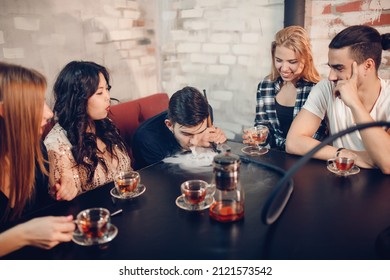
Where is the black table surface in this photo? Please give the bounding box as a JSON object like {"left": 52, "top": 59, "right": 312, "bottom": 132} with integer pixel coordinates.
{"left": 5, "top": 141, "right": 390, "bottom": 260}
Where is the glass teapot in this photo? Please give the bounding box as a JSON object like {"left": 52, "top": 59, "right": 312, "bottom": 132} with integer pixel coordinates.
{"left": 209, "top": 151, "right": 244, "bottom": 222}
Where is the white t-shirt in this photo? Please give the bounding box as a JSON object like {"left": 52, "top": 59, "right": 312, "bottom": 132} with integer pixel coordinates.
{"left": 303, "top": 78, "right": 390, "bottom": 151}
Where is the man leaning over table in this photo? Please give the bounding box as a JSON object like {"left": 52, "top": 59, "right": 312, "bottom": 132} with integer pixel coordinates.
{"left": 132, "top": 86, "right": 227, "bottom": 170}
{"left": 286, "top": 25, "right": 390, "bottom": 174}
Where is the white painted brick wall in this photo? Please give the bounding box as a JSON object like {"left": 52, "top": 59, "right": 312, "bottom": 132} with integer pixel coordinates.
{"left": 118, "top": 18, "right": 134, "bottom": 29}
{"left": 238, "top": 56, "right": 255, "bottom": 66}
{"left": 3, "top": 48, "right": 24, "bottom": 59}
{"left": 177, "top": 43, "right": 201, "bottom": 53}
{"left": 207, "top": 64, "right": 229, "bottom": 75}
{"left": 203, "top": 43, "right": 229, "bottom": 54}
{"left": 123, "top": 9, "right": 141, "bottom": 19}
{"left": 87, "top": 32, "right": 105, "bottom": 43}
{"left": 103, "top": 5, "right": 122, "bottom": 17}
{"left": 232, "top": 44, "right": 259, "bottom": 55}
{"left": 109, "top": 29, "right": 144, "bottom": 41}
{"left": 126, "top": 0, "right": 139, "bottom": 10}
{"left": 125, "top": 58, "right": 140, "bottom": 68}
{"left": 183, "top": 20, "right": 210, "bottom": 30}
{"left": 162, "top": 11, "right": 177, "bottom": 21}
{"left": 241, "top": 33, "right": 259, "bottom": 44}
{"left": 94, "top": 17, "right": 119, "bottom": 30}
{"left": 0, "top": 31, "right": 4, "bottom": 44}
{"left": 14, "top": 17, "right": 40, "bottom": 31}
{"left": 190, "top": 53, "right": 218, "bottom": 64}
{"left": 170, "top": 30, "right": 190, "bottom": 41}
{"left": 186, "top": 33, "right": 207, "bottom": 43}
{"left": 114, "top": 0, "right": 127, "bottom": 8}
{"left": 129, "top": 47, "right": 147, "bottom": 57}
{"left": 210, "top": 33, "right": 232, "bottom": 44}
{"left": 219, "top": 55, "right": 236, "bottom": 65}
{"left": 212, "top": 20, "right": 246, "bottom": 31}
{"left": 140, "top": 55, "right": 156, "bottom": 65}
{"left": 120, "top": 40, "right": 137, "bottom": 49}
{"left": 119, "top": 50, "right": 129, "bottom": 58}
{"left": 159, "top": 0, "right": 284, "bottom": 138}
{"left": 33, "top": 34, "right": 66, "bottom": 46}
{"left": 196, "top": 0, "right": 222, "bottom": 7}
{"left": 0, "top": 0, "right": 155, "bottom": 102}
{"left": 212, "top": 90, "right": 233, "bottom": 101}
{"left": 180, "top": 9, "right": 204, "bottom": 18}
{"left": 181, "top": 63, "right": 206, "bottom": 73}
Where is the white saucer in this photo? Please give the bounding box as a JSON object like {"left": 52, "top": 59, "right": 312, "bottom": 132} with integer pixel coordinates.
{"left": 241, "top": 146, "right": 269, "bottom": 156}
{"left": 110, "top": 184, "right": 146, "bottom": 200}
{"left": 72, "top": 224, "right": 118, "bottom": 246}
{"left": 327, "top": 162, "right": 360, "bottom": 176}
{"left": 175, "top": 195, "right": 214, "bottom": 211}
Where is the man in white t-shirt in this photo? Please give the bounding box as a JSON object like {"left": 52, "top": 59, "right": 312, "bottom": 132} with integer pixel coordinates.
{"left": 286, "top": 25, "right": 390, "bottom": 173}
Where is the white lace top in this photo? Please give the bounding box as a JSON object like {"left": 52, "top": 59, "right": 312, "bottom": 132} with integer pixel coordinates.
{"left": 44, "top": 123, "right": 131, "bottom": 195}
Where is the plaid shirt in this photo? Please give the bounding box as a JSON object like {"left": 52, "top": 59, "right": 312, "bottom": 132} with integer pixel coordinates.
{"left": 255, "top": 76, "right": 328, "bottom": 150}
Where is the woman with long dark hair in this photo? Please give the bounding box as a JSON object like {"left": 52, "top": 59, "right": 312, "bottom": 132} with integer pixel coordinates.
{"left": 44, "top": 61, "right": 131, "bottom": 201}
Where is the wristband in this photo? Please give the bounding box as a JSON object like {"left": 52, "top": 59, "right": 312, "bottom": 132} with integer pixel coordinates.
{"left": 336, "top": 147, "right": 345, "bottom": 157}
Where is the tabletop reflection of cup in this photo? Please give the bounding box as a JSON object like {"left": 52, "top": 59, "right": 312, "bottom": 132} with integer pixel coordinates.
{"left": 328, "top": 151, "right": 357, "bottom": 174}
{"left": 75, "top": 208, "right": 111, "bottom": 240}
{"left": 115, "top": 171, "right": 140, "bottom": 198}
{"left": 181, "top": 180, "right": 214, "bottom": 206}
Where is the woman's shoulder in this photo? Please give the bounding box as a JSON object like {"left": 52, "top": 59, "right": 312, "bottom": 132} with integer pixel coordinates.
{"left": 297, "top": 77, "right": 318, "bottom": 88}
{"left": 258, "top": 75, "right": 274, "bottom": 85}
{"left": 257, "top": 75, "right": 279, "bottom": 91}
{"left": 44, "top": 123, "right": 72, "bottom": 150}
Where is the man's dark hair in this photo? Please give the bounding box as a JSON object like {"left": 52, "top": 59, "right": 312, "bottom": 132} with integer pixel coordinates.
{"left": 329, "top": 25, "right": 390, "bottom": 71}
{"left": 168, "top": 86, "right": 209, "bottom": 126}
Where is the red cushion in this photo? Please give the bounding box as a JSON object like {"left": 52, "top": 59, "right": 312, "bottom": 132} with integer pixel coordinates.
{"left": 137, "top": 93, "right": 169, "bottom": 121}
{"left": 109, "top": 93, "right": 169, "bottom": 167}
{"left": 110, "top": 100, "right": 141, "bottom": 145}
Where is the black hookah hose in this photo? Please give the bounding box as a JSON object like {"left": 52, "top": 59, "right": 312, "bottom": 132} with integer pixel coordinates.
{"left": 261, "top": 121, "right": 390, "bottom": 225}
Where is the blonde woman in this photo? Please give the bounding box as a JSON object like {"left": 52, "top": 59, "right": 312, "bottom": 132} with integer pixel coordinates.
{"left": 0, "top": 62, "right": 74, "bottom": 257}
{"left": 245, "top": 26, "right": 327, "bottom": 150}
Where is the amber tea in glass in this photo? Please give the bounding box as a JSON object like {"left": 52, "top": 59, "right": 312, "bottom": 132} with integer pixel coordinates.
{"left": 115, "top": 171, "right": 140, "bottom": 197}
{"left": 76, "top": 208, "right": 110, "bottom": 239}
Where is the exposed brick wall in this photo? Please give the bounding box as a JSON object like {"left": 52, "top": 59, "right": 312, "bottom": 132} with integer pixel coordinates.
{"left": 0, "top": 0, "right": 158, "bottom": 103}
{"left": 307, "top": 0, "right": 390, "bottom": 79}
{"left": 1, "top": 0, "right": 388, "bottom": 140}
{"left": 158, "top": 0, "right": 284, "bottom": 139}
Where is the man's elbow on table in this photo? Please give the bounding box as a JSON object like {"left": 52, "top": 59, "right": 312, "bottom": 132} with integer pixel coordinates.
{"left": 378, "top": 161, "right": 390, "bottom": 175}
{"left": 285, "top": 132, "right": 302, "bottom": 155}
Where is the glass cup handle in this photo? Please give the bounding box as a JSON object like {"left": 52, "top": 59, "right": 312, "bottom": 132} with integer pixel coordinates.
{"left": 206, "top": 184, "right": 216, "bottom": 198}
{"left": 327, "top": 158, "right": 335, "bottom": 167}
{"left": 73, "top": 221, "right": 83, "bottom": 237}
{"left": 263, "top": 132, "right": 271, "bottom": 146}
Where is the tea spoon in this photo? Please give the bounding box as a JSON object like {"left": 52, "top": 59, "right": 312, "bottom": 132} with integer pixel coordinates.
{"left": 111, "top": 209, "right": 123, "bottom": 217}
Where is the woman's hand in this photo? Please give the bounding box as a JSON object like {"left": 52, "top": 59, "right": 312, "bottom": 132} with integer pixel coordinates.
{"left": 242, "top": 129, "right": 253, "bottom": 145}
{"left": 50, "top": 177, "right": 78, "bottom": 201}
{"left": 22, "top": 215, "right": 76, "bottom": 249}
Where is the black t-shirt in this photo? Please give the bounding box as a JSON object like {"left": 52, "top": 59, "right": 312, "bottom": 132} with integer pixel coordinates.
{"left": 132, "top": 111, "right": 181, "bottom": 170}
{"left": 275, "top": 100, "right": 294, "bottom": 139}
{"left": 0, "top": 143, "right": 54, "bottom": 227}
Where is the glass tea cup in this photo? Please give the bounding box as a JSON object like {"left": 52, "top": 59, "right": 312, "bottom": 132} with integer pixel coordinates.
{"left": 181, "top": 180, "right": 215, "bottom": 206}
{"left": 115, "top": 171, "right": 140, "bottom": 198}
{"left": 242, "top": 125, "right": 269, "bottom": 155}
{"left": 327, "top": 151, "right": 357, "bottom": 174}
{"left": 75, "top": 208, "right": 111, "bottom": 241}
